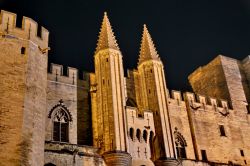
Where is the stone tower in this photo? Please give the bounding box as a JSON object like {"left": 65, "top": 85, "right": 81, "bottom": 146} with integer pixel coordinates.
{"left": 137, "top": 25, "right": 177, "bottom": 165}
{"left": 188, "top": 55, "right": 249, "bottom": 113}
{"left": 90, "top": 12, "right": 131, "bottom": 165}
{"left": 0, "top": 10, "right": 49, "bottom": 165}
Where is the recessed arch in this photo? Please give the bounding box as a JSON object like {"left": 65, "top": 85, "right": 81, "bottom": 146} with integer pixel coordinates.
{"left": 129, "top": 127, "right": 134, "bottom": 140}
{"left": 174, "top": 128, "right": 187, "bottom": 159}
{"left": 143, "top": 130, "right": 148, "bottom": 142}
{"left": 48, "top": 100, "right": 71, "bottom": 142}
{"left": 136, "top": 129, "right": 141, "bottom": 141}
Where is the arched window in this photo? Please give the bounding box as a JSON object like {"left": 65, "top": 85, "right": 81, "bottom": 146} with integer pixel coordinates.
{"left": 129, "top": 128, "right": 134, "bottom": 140}
{"left": 48, "top": 100, "right": 72, "bottom": 143}
{"left": 174, "top": 128, "right": 187, "bottom": 159}
{"left": 53, "top": 108, "right": 69, "bottom": 142}
{"left": 149, "top": 131, "right": 155, "bottom": 159}
{"left": 136, "top": 129, "right": 141, "bottom": 141}
{"left": 143, "top": 130, "right": 148, "bottom": 142}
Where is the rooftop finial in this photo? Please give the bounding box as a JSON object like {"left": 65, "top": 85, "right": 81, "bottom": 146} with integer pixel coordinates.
{"left": 138, "top": 24, "right": 160, "bottom": 65}
{"left": 95, "top": 12, "right": 120, "bottom": 54}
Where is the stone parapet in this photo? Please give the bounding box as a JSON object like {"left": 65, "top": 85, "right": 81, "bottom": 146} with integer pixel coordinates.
{"left": 0, "top": 10, "right": 49, "bottom": 48}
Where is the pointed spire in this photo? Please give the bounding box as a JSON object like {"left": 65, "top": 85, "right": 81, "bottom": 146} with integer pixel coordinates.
{"left": 138, "top": 24, "right": 160, "bottom": 65}
{"left": 95, "top": 12, "right": 120, "bottom": 54}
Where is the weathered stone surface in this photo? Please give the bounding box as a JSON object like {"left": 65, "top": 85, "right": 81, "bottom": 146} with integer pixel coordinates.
{"left": 1, "top": 10, "right": 250, "bottom": 166}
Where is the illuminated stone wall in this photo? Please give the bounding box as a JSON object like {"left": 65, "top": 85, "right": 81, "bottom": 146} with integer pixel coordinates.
{"left": 0, "top": 10, "right": 49, "bottom": 166}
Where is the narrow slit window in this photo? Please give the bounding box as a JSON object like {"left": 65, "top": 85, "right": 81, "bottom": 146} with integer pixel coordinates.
{"left": 219, "top": 125, "right": 226, "bottom": 136}
{"left": 21, "top": 47, "right": 26, "bottom": 55}
{"left": 240, "top": 149, "right": 245, "bottom": 157}
{"left": 201, "top": 150, "right": 208, "bottom": 161}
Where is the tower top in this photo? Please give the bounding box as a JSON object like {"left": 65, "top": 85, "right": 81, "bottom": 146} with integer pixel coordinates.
{"left": 138, "top": 24, "right": 160, "bottom": 65}
{"left": 95, "top": 12, "right": 120, "bottom": 54}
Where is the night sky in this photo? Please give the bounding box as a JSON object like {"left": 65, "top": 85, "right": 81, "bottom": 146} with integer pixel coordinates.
{"left": 1, "top": 0, "right": 250, "bottom": 90}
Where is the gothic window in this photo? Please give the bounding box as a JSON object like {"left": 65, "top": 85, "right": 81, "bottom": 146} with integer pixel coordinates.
{"left": 129, "top": 128, "right": 134, "bottom": 140}
{"left": 143, "top": 130, "right": 148, "bottom": 142}
{"left": 48, "top": 100, "right": 72, "bottom": 143}
{"left": 174, "top": 128, "right": 187, "bottom": 159}
{"left": 136, "top": 129, "right": 141, "bottom": 142}
{"left": 53, "top": 108, "right": 69, "bottom": 142}
{"left": 219, "top": 125, "right": 226, "bottom": 136}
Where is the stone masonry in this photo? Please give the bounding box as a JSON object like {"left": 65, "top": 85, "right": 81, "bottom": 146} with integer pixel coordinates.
{"left": 0, "top": 10, "right": 250, "bottom": 166}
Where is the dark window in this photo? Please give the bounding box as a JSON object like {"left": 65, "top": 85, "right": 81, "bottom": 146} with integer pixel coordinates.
{"left": 175, "top": 132, "right": 187, "bottom": 159}
{"left": 53, "top": 109, "right": 69, "bottom": 142}
{"left": 103, "top": 79, "right": 105, "bottom": 85}
{"left": 244, "top": 160, "right": 247, "bottom": 165}
{"left": 201, "top": 150, "right": 208, "bottom": 161}
{"left": 21, "top": 47, "right": 26, "bottom": 54}
{"left": 176, "top": 147, "right": 187, "bottom": 159}
{"left": 136, "top": 129, "right": 141, "bottom": 141}
{"left": 106, "top": 58, "right": 109, "bottom": 62}
{"left": 219, "top": 125, "right": 226, "bottom": 136}
{"left": 149, "top": 131, "right": 154, "bottom": 159}
{"left": 60, "top": 123, "right": 68, "bottom": 142}
{"left": 148, "top": 89, "right": 151, "bottom": 94}
{"left": 150, "top": 69, "right": 152, "bottom": 73}
{"left": 53, "top": 122, "right": 60, "bottom": 141}
{"left": 240, "top": 149, "right": 245, "bottom": 157}
{"left": 129, "top": 128, "right": 134, "bottom": 140}
{"left": 143, "top": 130, "right": 148, "bottom": 142}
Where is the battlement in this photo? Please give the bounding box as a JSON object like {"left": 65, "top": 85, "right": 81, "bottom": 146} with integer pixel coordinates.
{"left": 170, "top": 90, "right": 233, "bottom": 111}
{"left": 0, "top": 10, "right": 49, "bottom": 48}
{"left": 48, "top": 63, "right": 89, "bottom": 86}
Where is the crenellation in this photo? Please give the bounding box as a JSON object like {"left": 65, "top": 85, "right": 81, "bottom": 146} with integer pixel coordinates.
{"left": 0, "top": 10, "right": 49, "bottom": 48}
{"left": 171, "top": 90, "right": 183, "bottom": 101}
{"left": 48, "top": 63, "right": 87, "bottom": 86}
{"left": 51, "top": 63, "right": 63, "bottom": 75}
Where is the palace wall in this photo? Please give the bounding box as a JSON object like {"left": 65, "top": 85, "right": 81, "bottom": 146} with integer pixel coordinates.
{"left": 46, "top": 64, "right": 92, "bottom": 145}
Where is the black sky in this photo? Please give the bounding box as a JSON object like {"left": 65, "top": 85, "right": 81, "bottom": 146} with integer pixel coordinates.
{"left": 1, "top": 0, "right": 250, "bottom": 90}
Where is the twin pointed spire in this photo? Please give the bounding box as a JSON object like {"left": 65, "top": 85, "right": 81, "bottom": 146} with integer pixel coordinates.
{"left": 138, "top": 24, "right": 160, "bottom": 65}
{"left": 95, "top": 12, "right": 120, "bottom": 54}
{"left": 95, "top": 13, "right": 161, "bottom": 65}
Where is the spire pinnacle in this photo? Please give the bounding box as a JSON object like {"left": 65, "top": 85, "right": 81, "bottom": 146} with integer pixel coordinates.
{"left": 95, "top": 12, "right": 120, "bottom": 54}
{"left": 138, "top": 24, "right": 160, "bottom": 65}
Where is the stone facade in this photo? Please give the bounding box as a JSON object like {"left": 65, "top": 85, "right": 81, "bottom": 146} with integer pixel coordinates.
{"left": 0, "top": 10, "right": 250, "bottom": 166}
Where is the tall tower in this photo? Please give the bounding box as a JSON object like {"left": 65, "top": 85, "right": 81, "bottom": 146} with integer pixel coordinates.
{"left": 0, "top": 11, "right": 49, "bottom": 165}
{"left": 137, "top": 25, "right": 177, "bottom": 165}
{"left": 91, "top": 12, "right": 131, "bottom": 166}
